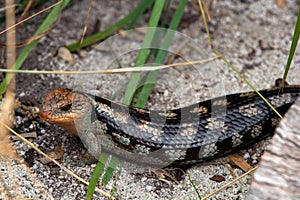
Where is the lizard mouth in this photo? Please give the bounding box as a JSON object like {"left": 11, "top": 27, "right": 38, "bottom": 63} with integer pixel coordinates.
{"left": 39, "top": 109, "right": 75, "bottom": 122}
{"left": 39, "top": 109, "right": 80, "bottom": 135}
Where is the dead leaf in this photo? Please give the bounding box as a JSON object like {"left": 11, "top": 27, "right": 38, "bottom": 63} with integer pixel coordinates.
{"left": 275, "top": 0, "right": 286, "bottom": 8}
{"left": 209, "top": 174, "right": 225, "bottom": 182}
{"left": 228, "top": 154, "right": 254, "bottom": 175}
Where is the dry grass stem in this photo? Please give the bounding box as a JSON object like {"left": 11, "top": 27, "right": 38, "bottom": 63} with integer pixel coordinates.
{"left": 79, "top": 0, "right": 95, "bottom": 47}
{"left": 0, "top": 56, "right": 220, "bottom": 74}
{"left": 0, "top": 0, "right": 17, "bottom": 159}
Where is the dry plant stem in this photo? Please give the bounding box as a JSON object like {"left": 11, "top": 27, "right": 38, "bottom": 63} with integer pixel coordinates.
{"left": 79, "top": 0, "right": 94, "bottom": 47}
{"left": 18, "top": 0, "right": 33, "bottom": 22}
{"left": 0, "top": 121, "right": 112, "bottom": 198}
{"left": 197, "top": 0, "right": 212, "bottom": 47}
{"left": 0, "top": 56, "right": 220, "bottom": 74}
{"left": 0, "top": 0, "right": 17, "bottom": 159}
{"left": 202, "top": 0, "right": 211, "bottom": 21}
{"left": 0, "top": 1, "right": 62, "bottom": 36}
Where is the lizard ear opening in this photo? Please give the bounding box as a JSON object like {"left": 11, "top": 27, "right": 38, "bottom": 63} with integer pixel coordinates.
{"left": 61, "top": 104, "right": 72, "bottom": 112}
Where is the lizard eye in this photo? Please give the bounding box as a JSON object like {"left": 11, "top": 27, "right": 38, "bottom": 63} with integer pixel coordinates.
{"left": 61, "top": 104, "right": 72, "bottom": 112}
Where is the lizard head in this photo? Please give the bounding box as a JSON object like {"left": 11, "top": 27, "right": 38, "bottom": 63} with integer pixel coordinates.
{"left": 39, "top": 88, "right": 91, "bottom": 135}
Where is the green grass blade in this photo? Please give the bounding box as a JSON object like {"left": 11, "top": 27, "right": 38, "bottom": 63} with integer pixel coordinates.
{"left": 109, "top": 162, "right": 123, "bottom": 199}
{"left": 101, "top": 156, "right": 119, "bottom": 185}
{"left": 86, "top": 153, "right": 109, "bottom": 200}
{"left": 89, "top": 15, "right": 161, "bottom": 185}
{"left": 122, "top": 0, "right": 165, "bottom": 105}
{"left": 0, "top": 0, "right": 71, "bottom": 98}
{"left": 127, "top": 0, "right": 152, "bottom": 29}
{"left": 134, "top": 0, "right": 188, "bottom": 108}
{"left": 282, "top": 6, "right": 300, "bottom": 85}
{"left": 65, "top": 0, "right": 154, "bottom": 52}
{"left": 186, "top": 173, "right": 202, "bottom": 199}
{"left": 160, "top": 0, "right": 172, "bottom": 27}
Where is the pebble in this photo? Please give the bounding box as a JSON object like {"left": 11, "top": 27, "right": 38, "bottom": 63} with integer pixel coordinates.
{"left": 141, "top": 177, "right": 147, "bottom": 182}
{"left": 146, "top": 185, "right": 153, "bottom": 192}
{"left": 243, "top": 152, "right": 250, "bottom": 160}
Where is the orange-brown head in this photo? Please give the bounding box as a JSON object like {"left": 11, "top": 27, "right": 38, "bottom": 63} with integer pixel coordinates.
{"left": 39, "top": 88, "right": 85, "bottom": 135}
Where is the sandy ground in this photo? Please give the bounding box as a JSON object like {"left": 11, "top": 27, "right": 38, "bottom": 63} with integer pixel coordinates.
{"left": 3, "top": 0, "right": 300, "bottom": 199}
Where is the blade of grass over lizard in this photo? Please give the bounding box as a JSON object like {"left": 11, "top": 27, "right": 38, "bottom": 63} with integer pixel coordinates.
{"left": 110, "top": 163, "right": 123, "bottom": 198}
{"left": 90, "top": 3, "right": 188, "bottom": 193}
{"left": 86, "top": 153, "right": 109, "bottom": 200}
{"left": 134, "top": 0, "right": 188, "bottom": 108}
{"left": 88, "top": 2, "right": 188, "bottom": 195}
{"left": 84, "top": 12, "right": 163, "bottom": 191}
{"left": 0, "top": 0, "right": 71, "bottom": 99}
{"left": 101, "top": 156, "right": 120, "bottom": 185}
{"left": 65, "top": 0, "right": 154, "bottom": 52}
{"left": 122, "top": 0, "right": 165, "bottom": 105}
{"left": 88, "top": 1, "right": 165, "bottom": 196}
{"left": 282, "top": 7, "right": 300, "bottom": 86}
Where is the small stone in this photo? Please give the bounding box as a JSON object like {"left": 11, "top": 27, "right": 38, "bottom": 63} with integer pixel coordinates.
{"left": 164, "top": 90, "right": 169, "bottom": 97}
{"left": 141, "top": 177, "right": 147, "bottom": 182}
{"left": 243, "top": 152, "right": 250, "bottom": 160}
{"left": 146, "top": 185, "right": 152, "bottom": 191}
{"left": 19, "top": 92, "right": 25, "bottom": 97}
